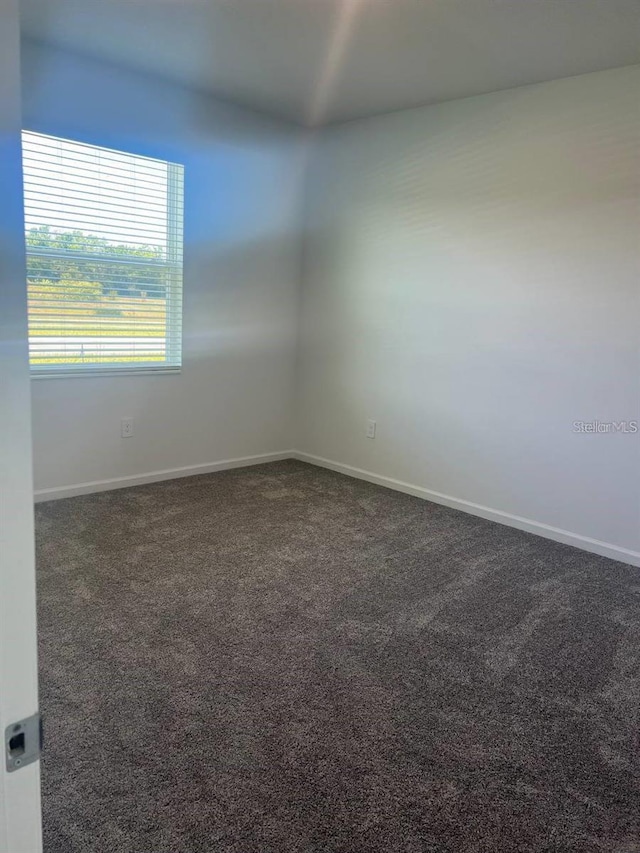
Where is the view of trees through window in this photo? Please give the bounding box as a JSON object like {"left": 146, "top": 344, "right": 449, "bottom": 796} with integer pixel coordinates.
{"left": 27, "top": 225, "right": 170, "bottom": 366}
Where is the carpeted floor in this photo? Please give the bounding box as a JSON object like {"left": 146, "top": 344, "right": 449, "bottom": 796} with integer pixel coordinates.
{"left": 36, "top": 460, "right": 640, "bottom": 853}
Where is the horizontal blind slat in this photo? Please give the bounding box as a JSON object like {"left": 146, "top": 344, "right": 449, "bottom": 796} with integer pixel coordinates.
{"left": 25, "top": 217, "right": 170, "bottom": 241}
{"left": 24, "top": 192, "right": 174, "bottom": 214}
{"left": 27, "top": 249, "right": 177, "bottom": 267}
{"left": 23, "top": 167, "right": 173, "bottom": 189}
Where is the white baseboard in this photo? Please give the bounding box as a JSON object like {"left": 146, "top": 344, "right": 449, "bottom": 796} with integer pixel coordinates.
{"left": 34, "top": 448, "right": 640, "bottom": 568}
{"left": 34, "top": 451, "right": 295, "bottom": 503}
{"left": 292, "top": 451, "right": 640, "bottom": 568}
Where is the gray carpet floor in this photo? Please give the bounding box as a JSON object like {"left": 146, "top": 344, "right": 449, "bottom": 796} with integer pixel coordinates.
{"left": 36, "top": 460, "right": 640, "bottom": 853}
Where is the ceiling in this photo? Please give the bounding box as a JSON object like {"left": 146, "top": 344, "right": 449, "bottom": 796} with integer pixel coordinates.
{"left": 20, "top": 0, "right": 640, "bottom": 126}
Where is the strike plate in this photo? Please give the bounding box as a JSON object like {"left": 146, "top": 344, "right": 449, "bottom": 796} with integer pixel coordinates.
{"left": 5, "top": 713, "right": 42, "bottom": 772}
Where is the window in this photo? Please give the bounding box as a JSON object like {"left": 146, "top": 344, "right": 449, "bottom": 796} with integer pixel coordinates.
{"left": 22, "top": 132, "right": 184, "bottom": 375}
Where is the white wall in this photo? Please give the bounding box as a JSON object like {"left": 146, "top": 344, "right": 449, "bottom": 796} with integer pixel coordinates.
{"left": 22, "top": 41, "right": 302, "bottom": 493}
{"left": 0, "top": 9, "right": 42, "bottom": 851}
{"left": 297, "top": 67, "right": 640, "bottom": 562}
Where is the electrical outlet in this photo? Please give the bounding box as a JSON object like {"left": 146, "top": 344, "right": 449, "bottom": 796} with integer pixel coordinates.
{"left": 366, "top": 419, "right": 376, "bottom": 439}
{"left": 121, "top": 417, "right": 134, "bottom": 438}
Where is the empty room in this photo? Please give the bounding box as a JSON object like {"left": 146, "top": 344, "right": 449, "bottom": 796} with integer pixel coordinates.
{"left": 0, "top": 1, "right": 639, "bottom": 851}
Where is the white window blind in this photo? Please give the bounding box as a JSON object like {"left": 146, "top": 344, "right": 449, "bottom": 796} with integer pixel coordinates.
{"left": 22, "top": 131, "right": 184, "bottom": 375}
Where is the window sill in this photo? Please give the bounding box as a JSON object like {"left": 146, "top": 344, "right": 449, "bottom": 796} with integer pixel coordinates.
{"left": 30, "top": 367, "right": 182, "bottom": 380}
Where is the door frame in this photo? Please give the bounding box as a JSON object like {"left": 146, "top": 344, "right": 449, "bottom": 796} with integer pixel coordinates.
{"left": 0, "top": 1, "right": 44, "bottom": 849}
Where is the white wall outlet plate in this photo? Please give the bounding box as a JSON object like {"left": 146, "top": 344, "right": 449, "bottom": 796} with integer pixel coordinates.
{"left": 366, "top": 419, "right": 376, "bottom": 439}
{"left": 121, "top": 417, "right": 134, "bottom": 438}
